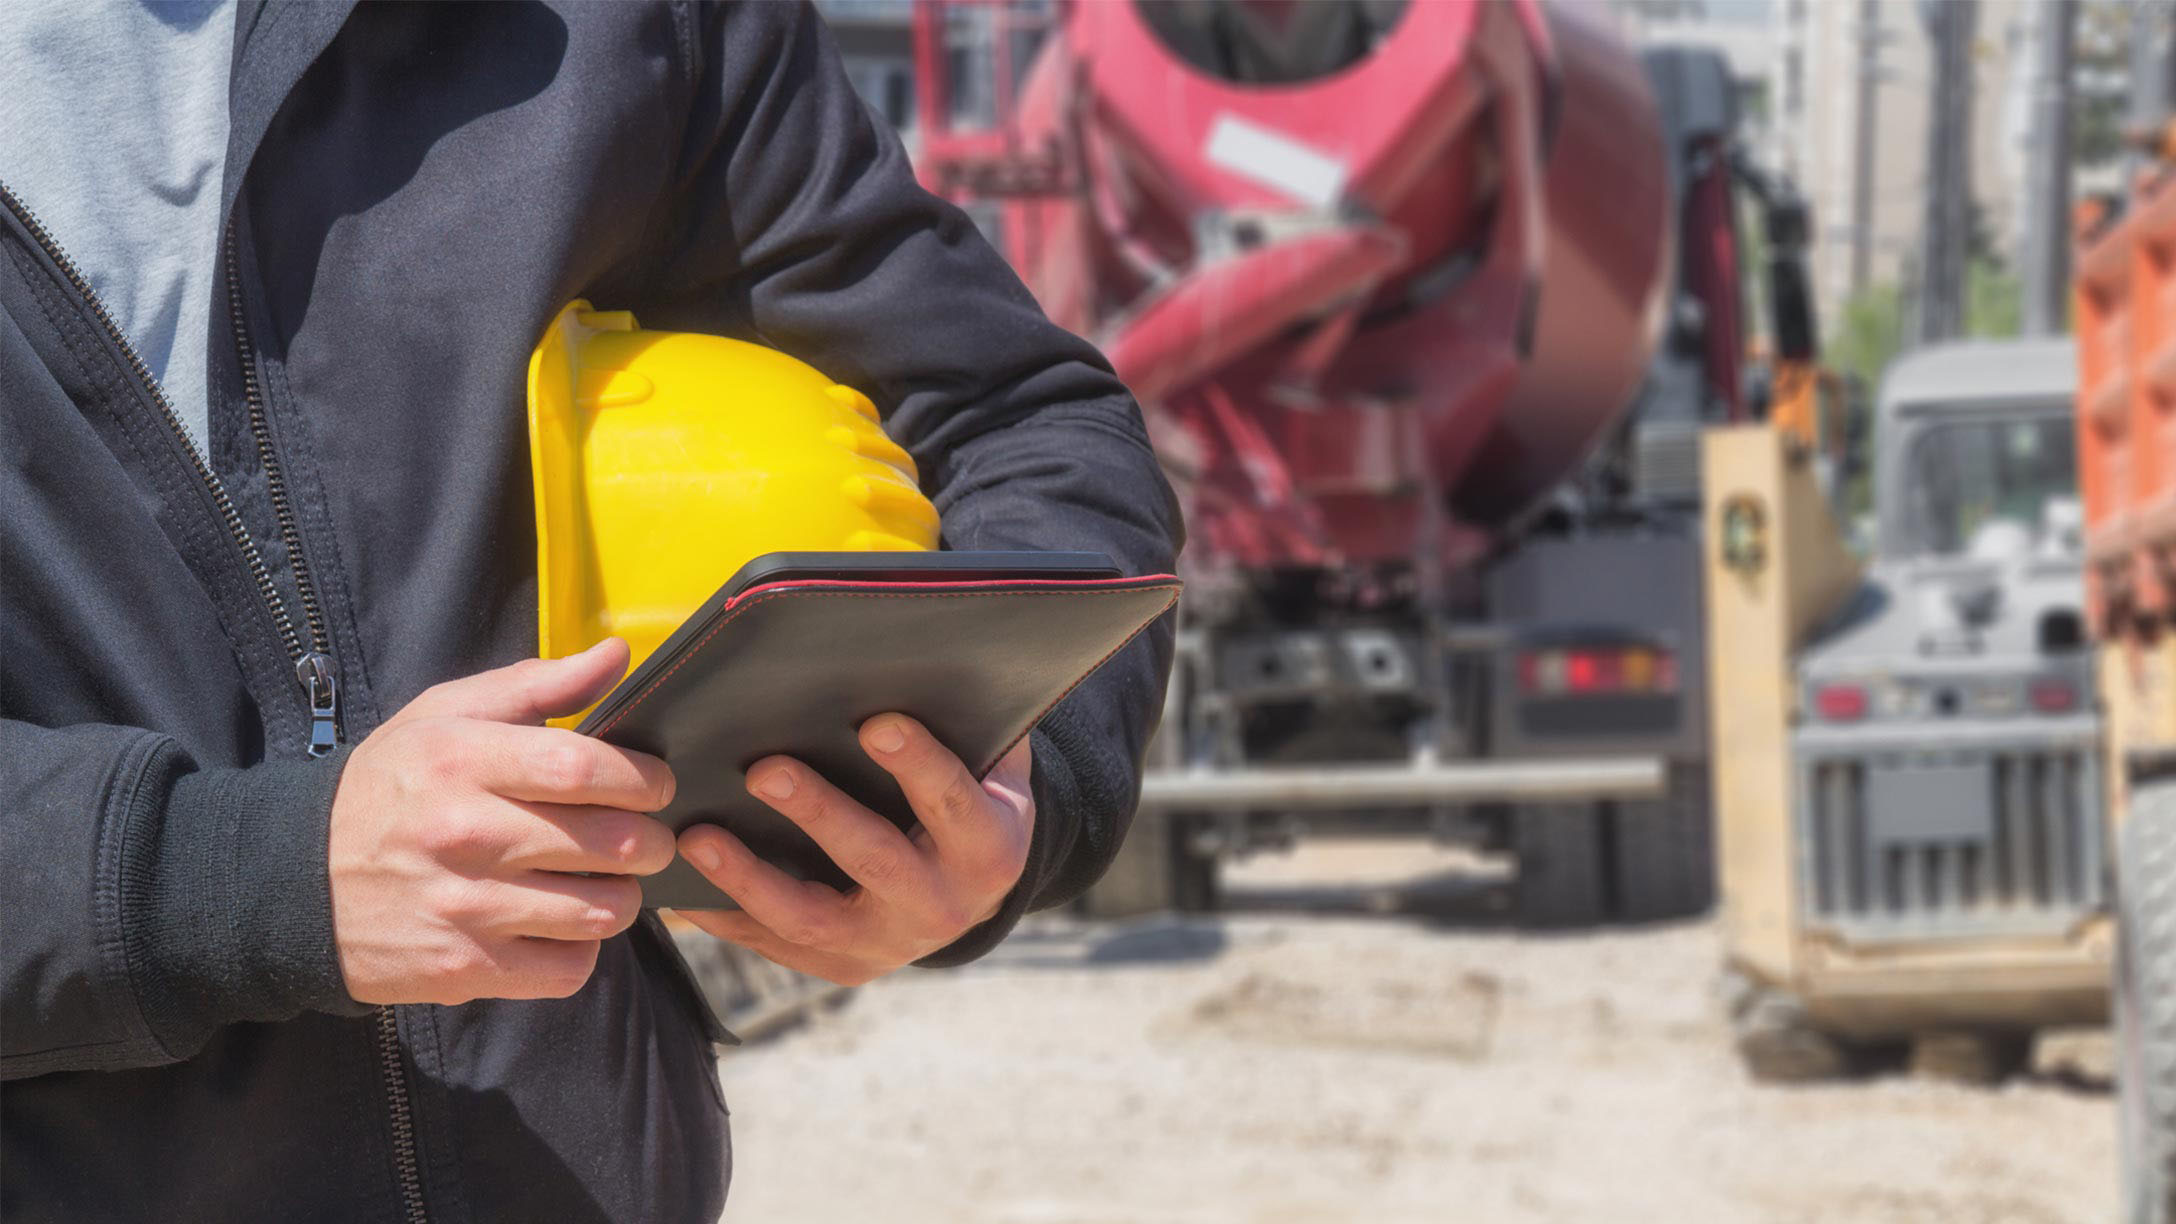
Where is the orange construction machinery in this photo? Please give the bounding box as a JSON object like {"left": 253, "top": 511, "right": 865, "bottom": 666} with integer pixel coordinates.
{"left": 2075, "top": 150, "right": 2176, "bottom": 1224}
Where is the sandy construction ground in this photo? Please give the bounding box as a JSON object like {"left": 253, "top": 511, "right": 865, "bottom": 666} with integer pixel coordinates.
{"left": 717, "top": 841, "right": 2118, "bottom": 1224}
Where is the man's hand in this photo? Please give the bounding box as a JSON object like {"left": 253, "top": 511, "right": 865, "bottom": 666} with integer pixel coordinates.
{"left": 327, "top": 638, "right": 679, "bottom": 1006}
{"left": 673, "top": 715, "right": 1033, "bottom": 985}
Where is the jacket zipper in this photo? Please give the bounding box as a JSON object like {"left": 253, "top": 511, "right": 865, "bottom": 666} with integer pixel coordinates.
{"left": 222, "top": 223, "right": 340, "bottom": 756}
{"left": 376, "top": 1006, "right": 430, "bottom": 1224}
{"left": 220, "top": 222, "right": 422, "bottom": 1224}
{"left": 217, "top": 222, "right": 425, "bottom": 1223}
{"left": 0, "top": 182, "right": 341, "bottom": 758}
{"left": 3, "top": 183, "right": 422, "bottom": 1221}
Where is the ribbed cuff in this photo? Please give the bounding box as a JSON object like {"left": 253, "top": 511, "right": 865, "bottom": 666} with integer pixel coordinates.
{"left": 915, "top": 726, "right": 1077, "bottom": 969}
{"left": 117, "top": 743, "right": 369, "bottom": 1059}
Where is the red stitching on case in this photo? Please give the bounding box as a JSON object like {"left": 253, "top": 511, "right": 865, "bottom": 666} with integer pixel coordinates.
{"left": 588, "top": 579, "right": 1182, "bottom": 757}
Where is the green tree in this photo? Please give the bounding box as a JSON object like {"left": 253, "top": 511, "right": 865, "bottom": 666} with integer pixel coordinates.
{"left": 2076, "top": 1, "right": 2146, "bottom": 172}
{"left": 1828, "top": 281, "right": 1903, "bottom": 391}
{"left": 1966, "top": 256, "right": 2023, "bottom": 339}
{"left": 1824, "top": 284, "right": 1900, "bottom": 523}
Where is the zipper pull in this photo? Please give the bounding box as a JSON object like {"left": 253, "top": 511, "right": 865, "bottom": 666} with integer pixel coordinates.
{"left": 296, "top": 652, "right": 341, "bottom": 758}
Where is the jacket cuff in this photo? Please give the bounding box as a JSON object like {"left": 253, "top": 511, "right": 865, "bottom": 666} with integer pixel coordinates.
{"left": 915, "top": 726, "right": 1078, "bottom": 968}
{"left": 117, "top": 743, "right": 369, "bottom": 1058}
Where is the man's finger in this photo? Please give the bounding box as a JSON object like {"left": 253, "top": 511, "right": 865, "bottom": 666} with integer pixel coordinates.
{"left": 671, "top": 907, "right": 876, "bottom": 986}
{"left": 475, "top": 935, "right": 604, "bottom": 1001}
{"left": 467, "top": 723, "right": 676, "bottom": 811}
{"left": 744, "top": 756, "right": 933, "bottom": 898}
{"left": 500, "top": 803, "right": 678, "bottom": 876}
{"left": 676, "top": 824, "right": 862, "bottom": 951}
{"left": 488, "top": 872, "right": 644, "bottom": 942}
{"left": 859, "top": 714, "right": 1023, "bottom": 856}
{"left": 401, "top": 638, "right": 629, "bottom": 725}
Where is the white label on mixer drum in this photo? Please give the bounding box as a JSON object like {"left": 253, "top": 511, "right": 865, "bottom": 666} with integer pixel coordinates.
{"left": 1204, "top": 114, "right": 1347, "bottom": 208}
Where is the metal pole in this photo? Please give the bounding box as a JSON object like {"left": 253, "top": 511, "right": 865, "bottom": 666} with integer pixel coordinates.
{"left": 2021, "top": 0, "right": 2076, "bottom": 336}
{"left": 2132, "top": 0, "right": 2172, "bottom": 182}
{"left": 1917, "top": 0, "right": 1976, "bottom": 344}
{"left": 1137, "top": 757, "right": 1669, "bottom": 810}
{"left": 2166, "top": 1, "right": 2176, "bottom": 127}
{"left": 1851, "top": 0, "right": 1881, "bottom": 295}
{"left": 2134, "top": 1, "right": 2167, "bottom": 126}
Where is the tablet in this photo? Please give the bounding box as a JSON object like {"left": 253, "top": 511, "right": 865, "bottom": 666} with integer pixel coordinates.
{"left": 574, "top": 551, "right": 1178, "bottom": 909}
{"left": 577, "top": 552, "right": 1123, "bottom": 734}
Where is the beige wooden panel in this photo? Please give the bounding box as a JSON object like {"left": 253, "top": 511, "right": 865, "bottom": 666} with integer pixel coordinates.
{"left": 1703, "top": 425, "right": 1860, "bottom": 987}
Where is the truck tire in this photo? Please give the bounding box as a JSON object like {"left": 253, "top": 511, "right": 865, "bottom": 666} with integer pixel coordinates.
{"left": 1908, "top": 1030, "right": 2031, "bottom": 1086}
{"left": 1171, "top": 822, "right": 1220, "bottom": 913}
{"left": 2119, "top": 779, "right": 2176, "bottom": 1224}
{"left": 1608, "top": 764, "right": 1716, "bottom": 923}
{"left": 1733, "top": 988, "right": 1853, "bottom": 1082}
{"left": 1076, "top": 812, "right": 1218, "bottom": 918}
{"left": 1512, "top": 802, "right": 1608, "bottom": 928}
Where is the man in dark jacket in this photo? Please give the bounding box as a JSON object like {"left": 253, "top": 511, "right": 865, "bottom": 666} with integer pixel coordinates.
{"left": 0, "top": 3, "right": 1180, "bottom": 1220}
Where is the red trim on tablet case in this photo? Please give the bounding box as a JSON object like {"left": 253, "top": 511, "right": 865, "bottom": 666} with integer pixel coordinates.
{"left": 588, "top": 574, "right": 1182, "bottom": 763}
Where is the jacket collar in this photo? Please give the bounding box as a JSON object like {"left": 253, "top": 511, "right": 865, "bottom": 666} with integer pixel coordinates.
{"left": 221, "top": 0, "right": 359, "bottom": 225}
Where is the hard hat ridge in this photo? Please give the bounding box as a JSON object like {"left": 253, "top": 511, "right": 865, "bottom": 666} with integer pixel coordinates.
{"left": 526, "top": 300, "right": 941, "bottom": 722}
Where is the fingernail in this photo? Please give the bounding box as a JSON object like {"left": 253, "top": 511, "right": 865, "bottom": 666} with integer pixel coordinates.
{"left": 687, "top": 840, "right": 721, "bottom": 873}
{"left": 867, "top": 720, "right": 906, "bottom": 753}
{"left": 756, "top": 768, "right": 796, "bottom": 801}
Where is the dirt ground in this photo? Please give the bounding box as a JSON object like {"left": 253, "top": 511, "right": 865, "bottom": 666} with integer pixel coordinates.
{"left": 717, "top": 840, "right": 2118, "bottom": 1224}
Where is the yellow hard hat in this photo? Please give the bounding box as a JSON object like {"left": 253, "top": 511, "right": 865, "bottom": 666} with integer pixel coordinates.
{"left": 526, "top": 301, "right": 939, "bottom": 720}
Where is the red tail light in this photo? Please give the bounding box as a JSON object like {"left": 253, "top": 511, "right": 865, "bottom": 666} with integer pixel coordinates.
{"left": 1520, "top": 647, "right": 1677, "bottom": 696}
{"left": 1813, "top": 683, "right": 1868, "bottom": 721}
{"left": 1565, "top": 652, "right": 1603, "bottom": 692}
{"left": 2028, "top": 677, "right": 2079, "bottom": 713}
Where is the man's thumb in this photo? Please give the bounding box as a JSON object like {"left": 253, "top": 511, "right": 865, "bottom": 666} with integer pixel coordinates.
{"left": 404, "top": 638, "right": 631, "bottom": 725}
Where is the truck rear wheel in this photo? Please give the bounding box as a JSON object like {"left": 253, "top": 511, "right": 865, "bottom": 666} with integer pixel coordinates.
{"left": 1076, "top": 811, "right": 1219, "bottom": 918}
{"left": 1511, "top": 802, "right": 1608, "bottom": 928}
{"left": 1733, "top": 989, "right": 1853, "bottom": 1083}
{"left": 2119, "top": 779, "right": 2176, "bottom": 1224}
{"left": 1078, "top": 651, "right": 1219, "bottom": 919}
{"left": 1608, "top": 765, "right": 1715, "bottom": 923}
{"left": 1170, "top": 821, "right": 1220, "bottom": 913}
{"left": 1908, "top": 1030, "right": 2031, "bottom": 1086}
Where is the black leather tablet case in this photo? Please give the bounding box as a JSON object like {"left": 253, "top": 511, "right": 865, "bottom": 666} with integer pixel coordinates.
{"left": 580, "top": 574, "right": 1182, "bottom": 909}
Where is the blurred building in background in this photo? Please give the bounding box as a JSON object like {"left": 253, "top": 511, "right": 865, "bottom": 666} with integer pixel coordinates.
{"left": 1770, "top": 0, "right": 2015, "bottom": 314}
{"left": 1609, "top": 0, "right": 1774, "bottom": 149}
{"left": 818, "top": 0, "right": 920, "bottom": 134}
{"left": 1627, "top": 1, "right": 2077, "bottom": 318}
{"left": 1606, "top": 0, "right": 2162, "bottom": 391}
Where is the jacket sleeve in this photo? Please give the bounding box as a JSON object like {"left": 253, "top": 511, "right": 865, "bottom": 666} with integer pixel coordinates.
{"left": 642, "top": 0, "right": 1183, "bottom": 962}
{"left": 0, "top": 720, "right": 363, "bottom": 1079}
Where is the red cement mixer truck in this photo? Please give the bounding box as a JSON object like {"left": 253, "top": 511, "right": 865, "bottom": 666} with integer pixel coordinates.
{"left": 882, "top": 0, "right": 1825, "bottom": 923}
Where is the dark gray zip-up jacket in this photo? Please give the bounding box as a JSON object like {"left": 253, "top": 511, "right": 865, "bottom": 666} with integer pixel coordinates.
{"left": 0, "top": 3, "right": 1180, "bottom": 1219}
